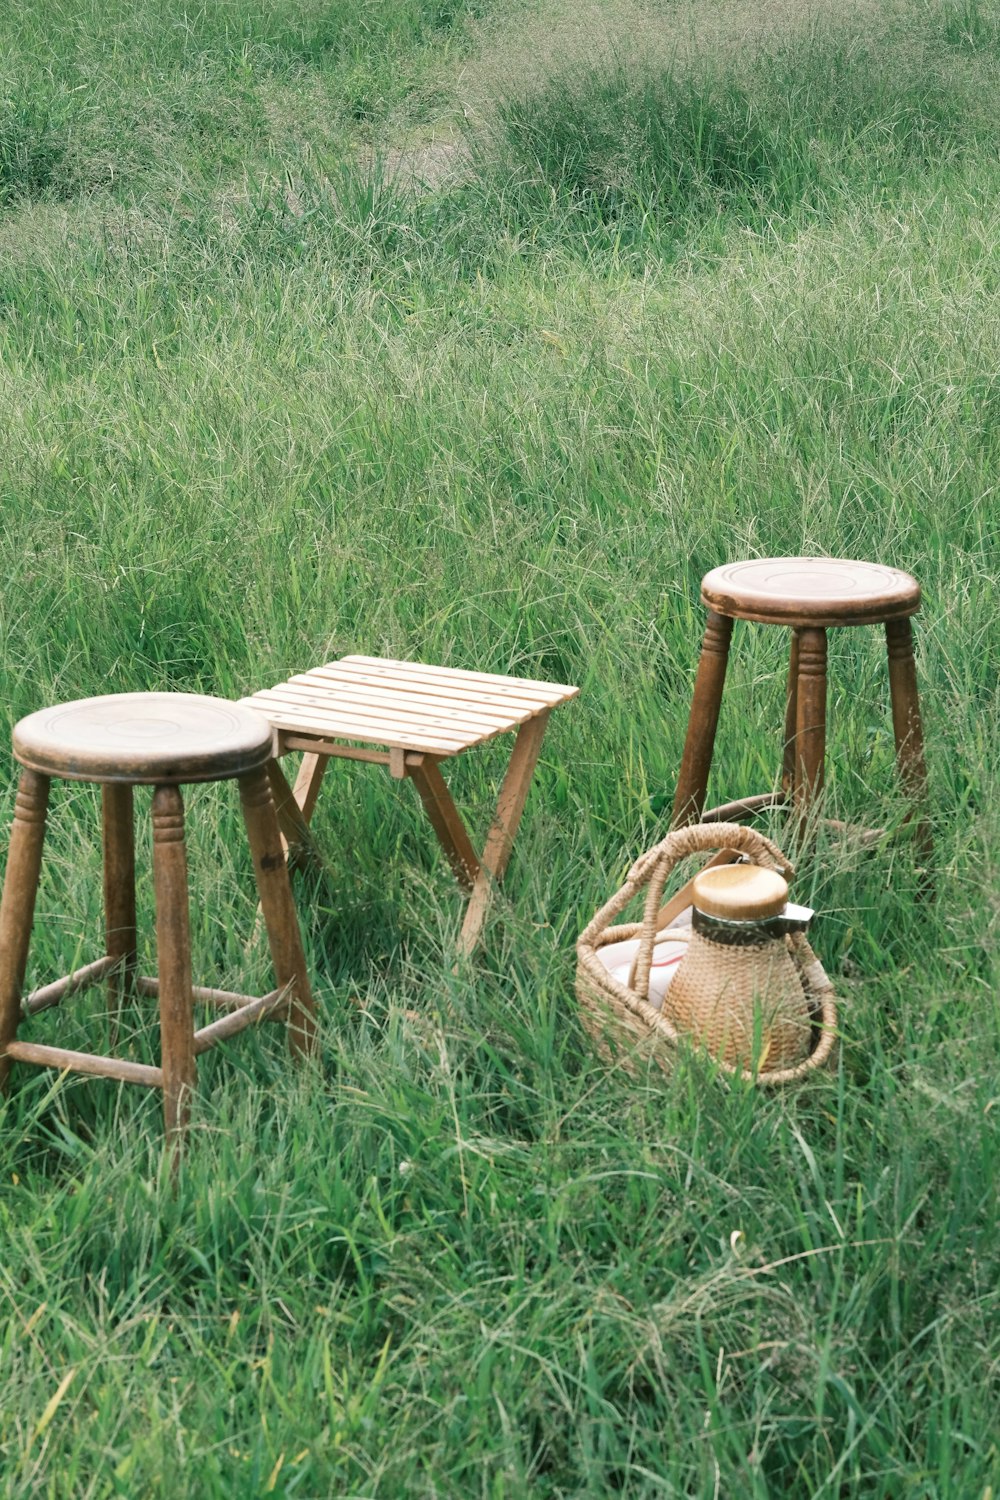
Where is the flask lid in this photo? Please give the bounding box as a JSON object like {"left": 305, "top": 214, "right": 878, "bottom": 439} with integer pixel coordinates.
{"left": 691, "top": 863, "right": 788, "bottom": 921}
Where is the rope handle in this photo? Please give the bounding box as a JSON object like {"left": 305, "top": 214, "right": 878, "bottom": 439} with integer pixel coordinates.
{"left": 625, "top": 846, "right": 745, "bottom": 990}
{"left": 577, "top": 823, "right": 795, "bottom": 1005}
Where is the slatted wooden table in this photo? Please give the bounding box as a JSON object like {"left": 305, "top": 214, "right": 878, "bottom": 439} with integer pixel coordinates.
{"left": 242, "top": 656, "right": 578, "bottom": 955}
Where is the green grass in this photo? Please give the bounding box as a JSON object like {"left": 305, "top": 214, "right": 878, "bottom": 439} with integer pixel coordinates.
{"left": 1, "top": 0, "right": 1000, "bottom": 1493}
{"left": 0, "top": 0, "right": 484, "bottom": 209}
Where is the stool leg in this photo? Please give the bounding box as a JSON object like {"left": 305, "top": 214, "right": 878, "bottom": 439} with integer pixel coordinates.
{"left": 152, "top": 786, "right": 196, "bottom": 1147}
{"left": 886, "top": 618, "right": 933, "bottom": 862}
{"left": 238, "top": 766, "right": 317, "bottom": 1061}
{"left": 103, "top": 783, "right": 137, "bottom": 1048}
{"left": 794, "top": 627, "right": 827, "bottom": 820}
{"left": 0, "top": 770, "right": 50, "bottom": 1093}
{"left": 781, "top": 630, "right": 800, "bottom": 798}
{"left": 671, "top": 610, "right": 733, "bottom": 826}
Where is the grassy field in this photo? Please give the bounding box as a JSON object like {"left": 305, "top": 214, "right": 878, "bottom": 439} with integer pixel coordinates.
{"left": 1, "top": 0, "right": 999, "bottom": 1493}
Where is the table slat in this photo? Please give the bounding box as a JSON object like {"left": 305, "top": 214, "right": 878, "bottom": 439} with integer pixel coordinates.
{"left": 291, "top": 665, "right": 548, "bottom": 718}
{"left": 249, "top": 687, "right": 504, "bottom": 741}
{"left": 273, "top": 679, "right": 535, "bottom": 734}
{"left": 245, "top": 694, "right": 479, "bottom": 754}
{"left": 341, "top": 656, "right": 576, "bottom": 704}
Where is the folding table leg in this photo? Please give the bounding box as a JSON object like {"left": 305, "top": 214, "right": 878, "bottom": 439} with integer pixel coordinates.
{"left": 408, "top": 759, "right": 481, "bottom": 892}
{"left": 457, "top": 710, "right": 551, "bottom": 956}
{"left": 266, "top": 756, "right": 329, "bottom": 874}
{"left": 240, "top": 766, "right": 317, "bottom": 1060}
{"left": 292, "top": 752, "right": 328, "bottom": 823}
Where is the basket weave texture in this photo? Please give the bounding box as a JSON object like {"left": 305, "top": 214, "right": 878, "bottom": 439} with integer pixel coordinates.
{"left": 576, "top": 823, "right": 838, "bottom": 1085}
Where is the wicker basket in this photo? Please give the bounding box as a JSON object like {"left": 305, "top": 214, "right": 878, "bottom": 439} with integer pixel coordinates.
{"left": 576, "top": 822, "right": 838, "bottom": 1085}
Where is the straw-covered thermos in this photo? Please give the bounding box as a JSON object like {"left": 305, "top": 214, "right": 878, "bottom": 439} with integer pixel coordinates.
{"left": 662, "top": 862, "right": 814, "bottom": 1072}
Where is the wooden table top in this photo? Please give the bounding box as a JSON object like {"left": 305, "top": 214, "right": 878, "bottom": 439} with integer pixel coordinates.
{"left": 243, "top": 655, "right": 579, "bottom": 757}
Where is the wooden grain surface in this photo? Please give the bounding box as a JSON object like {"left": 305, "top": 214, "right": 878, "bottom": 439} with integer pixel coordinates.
{"left": 691, "top": 864, "right": 789, "bottom": 921}
{"left": 702, "top": 557, "right": 920, "bottom": 626}
{"left": 244, "top": 656, "right": 578, "bottom": 756}
{"left": 13, "top": 693, "right": 275, "bottom": 783}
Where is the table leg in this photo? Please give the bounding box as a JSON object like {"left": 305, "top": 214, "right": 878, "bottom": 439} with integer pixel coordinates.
{"left": 409, "top": 759, "right": 481, "bottom": 892}
{"left": 457, "top": 710, "right": 551, "bottom": 956}
{"left": 240, "top": 767, "right": 317, "bottom": 1060}
{"left": 266, "top": 756, "right": 328, "bottom": 874}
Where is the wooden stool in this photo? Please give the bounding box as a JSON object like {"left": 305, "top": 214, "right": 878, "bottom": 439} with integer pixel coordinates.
{"left": 0, "top": 693, "right": 317, "bottom": 1147}
{"left": 671, "top": 558, "right": 931, "bottom": 850}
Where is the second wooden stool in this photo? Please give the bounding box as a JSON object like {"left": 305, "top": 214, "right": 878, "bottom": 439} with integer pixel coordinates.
{"left": 671, "top": 557, "right": 931, "bottom": 850}
{"left": 0, "top": 693, "right": 317, "bottom": 1148}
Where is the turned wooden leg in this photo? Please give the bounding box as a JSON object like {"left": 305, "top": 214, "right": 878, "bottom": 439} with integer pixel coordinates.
{"left": 152, "top": 785, "right": 196, "bottom": 1148}
{"left": 0, "top": 770, "right": 50, "bottom": 1093}
{"left": 671, "top": 610, "right": 734, "bottom": 827}
{"left": 781, "top": 631, "right": 800, "bottom": 798}
{"left": 794, "top": 627, "right": 827, "bottom": 821}
{"left": 239, "top": 766, "right": 317, "bottom": 1060}
{"left": 102, "top": 782, "right": 137, "bottom": 1047}
{"left": 886, "top": 617, "right": 932, "bottom": 863}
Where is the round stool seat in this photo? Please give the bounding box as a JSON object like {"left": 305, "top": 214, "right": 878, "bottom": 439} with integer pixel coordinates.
{"left": 13, "top": 693, "right": 275, "bottom": 784}
{"left": 701, "top": 557, "right": 920, "bottom": 627}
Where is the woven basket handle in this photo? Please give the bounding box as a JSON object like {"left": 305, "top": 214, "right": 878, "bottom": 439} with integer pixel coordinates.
{"left": 625, "top": 846, "right": 744, "bottom": 990}
{"left": 652, "top": 846, "right": 745, "bottom": 934}
{"left": 630, "top": 823, "right": 794, "bottom": 1003}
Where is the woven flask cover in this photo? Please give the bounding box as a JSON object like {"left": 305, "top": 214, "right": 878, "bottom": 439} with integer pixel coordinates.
{"left": 662, "top": 864, "right": 813, "bottom": 1072}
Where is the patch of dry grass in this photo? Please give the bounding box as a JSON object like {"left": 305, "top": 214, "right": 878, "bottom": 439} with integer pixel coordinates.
{"left": 457, "top": 0, "right": 918, "bottom": 117}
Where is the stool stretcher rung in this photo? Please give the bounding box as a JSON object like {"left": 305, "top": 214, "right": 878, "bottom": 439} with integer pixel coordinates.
{"left": 699, "top": 793, "right": 787, "bottom": 823}
{"left": 193, "top": 985, "right": 289, "bottom": 1055}
{"left": 699, "top": 794, "right": 887, "bottom": 846}
{"left": 135, "top": 976, "right": 269, "bottom": 1011}
{"left": 23, "top": 956, "right": 118, "bottom": 1015}
{"left": 4, "top": 1039, "right": 163, "bottom": 1088}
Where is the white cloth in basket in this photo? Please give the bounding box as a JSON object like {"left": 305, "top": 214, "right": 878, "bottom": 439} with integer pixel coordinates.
{"left": 596, "top": 935, "right": 688, "bottom": 1012}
